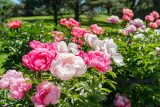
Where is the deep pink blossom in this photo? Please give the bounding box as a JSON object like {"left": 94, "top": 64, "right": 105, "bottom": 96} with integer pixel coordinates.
{"left": 71, "top": 27, "right": 86, "bottom": 38}
{"left": 145, "top": 15, "right": 154, "bottom": 22}
{"left": 7, "top": 20, "right": 22, "bottom": 29}
{"left": 60, "top": 18, "right": 70, "bottom": 27}
{"left": 84, "top": 51, "right": 111, "bottom": 73}
{"left": 22, "top": 48, "right": 56, "bottom": 71}
{"left": 149, "top": 22, "right": 158, "bottom": 29}
{"left": 114, "top": 93, "right": 131, "bottom": 107}
{"left": 32, "top": 81, "right": 60, "bottom": 107}
{"left": 68, "top": 18, "right": 80, "bottom": 27}
{"left": 90, "top": 24, "right": 104, "bottom": 35}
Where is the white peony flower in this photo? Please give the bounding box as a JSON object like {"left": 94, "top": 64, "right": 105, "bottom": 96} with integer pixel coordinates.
{"left": 134, "top": 33, "right": 145, "bottom": 40}
{"left": 50, "top": 53, "right": 87, "bottom": 80}
{"left": 56, "top": 41, "right": 68, "bottom": 53}
{"left": 68, "top": 42, "right": 79, "bottom": 54}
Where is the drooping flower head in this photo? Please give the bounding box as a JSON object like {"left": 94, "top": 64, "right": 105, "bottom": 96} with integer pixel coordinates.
{"left": 32, "top": 81, "right": 60, "bottom": 107}
{"left": 7, "top": 20, "right": 22, "bottom": 29}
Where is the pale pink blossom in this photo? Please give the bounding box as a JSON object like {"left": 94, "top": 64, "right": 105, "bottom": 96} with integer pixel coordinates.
{"left": 84, "top": 51, "right": 111, "bottom": 73}
{"left": 56, "top": 41, "right": 69, "bottom": 53}
{"left": 50, "top": 53, "right": 87, "bottom": 80}
{"left": 68, "top": 18, "right": 80, "bottom": 27}
{"left": 149, "top": 22, "right": 158, "bottom": 29}
{"left": 60, "top": 18, "right": 70, "bottom": 27}
{"left": 150, "top": 11, "right": 159, "bottom": 19}
{"left": 90, "top": 24, "right": 104, "bottom": 35}
{"left": 0, "top": 70, "right": 23, "bottom": 89}
{"left": 130, "top": 18, "right": 144, "bottom": 28}
{"left": 145, "top": 15, "right": 154, "bottom": 22}
{"left": 32, "top": 81, "right": 60, "bottom": 107}
{"left": 71, "top": 27, "right": 86, "bottom": 38}
{"left": 7, "top": 20, "right": 22, "bottom": 29}
{"left": 107, "top": 15, "right": 120, "bottom": 23}
{"left": 114, "top": 93, "right": 131, "bottom": 107}
{"left": 118, "top": 29, "right": 129, "bottom": 36}
{"left": 125, "top": 25, "right": 137, "bottom": 33}
{"left": 156, "top": 19, "right": 160, "bottom": 25}
{"left": 22, "top": 48, "right": 56, "bottom": 71}
{"left": 9, "top": 80, "right": 32, "bottom": 100}
{"left": 0, "top": 70, "right": 32, "bottom": 100}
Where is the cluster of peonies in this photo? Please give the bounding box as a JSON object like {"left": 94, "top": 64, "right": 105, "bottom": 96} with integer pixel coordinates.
{"left": 119, "top": 18, "right": 145, "bottom": 36}
{"left": 114, "top": 93, "right": 131, "bottom": 107}
{"left": 60, "top": 18, "right": 80, "bottom": 27}
{"left": 107, "top": 15, "right": 120, "bottom": 24}
{"left": 145, "top": 11, "right": 160, "bottom": 29}
{"left": 7, "top": 20, "right": 22, "bottom": 29}
{"left": 122, "top": 8, "right": 134, "bottom": 21}
{"left": 0, "top": 70, "right": 32, "bottom": 100}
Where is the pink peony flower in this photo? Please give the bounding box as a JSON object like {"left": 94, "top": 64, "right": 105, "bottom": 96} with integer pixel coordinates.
{"left": 118, "top": 29, "right": 129, "bottom": 36}
{"left": 32, "top": 81, "right": 60, "bottom": 107}
{"left": 7, "top": 20, "right": 22, "bottom": 29}
{"left": 145, "top": 15, "right": 154, "bottom": 22}
{"left": 125, "top": 25, "right": 137, "bottom": 33}
{"left": 60, "top": 18, "right": 70, "bottom": 27}
{"left": 71, "top": 27, "right": 86, "bottom": 38}
{"left": 150, "top": 11, "right": 159, "bottom": 19}
{"left": 0, "top": 70, "right": 32, "bottom": 100}
{"left": 156, "top": 19, "right": 160, "bottom": 25}
{"left": 130, "top": 18, "right": 144, "bottom": 28}
{"left": 122, "top": 9, "right": 134, "bottom": 17}
{"left": 9, "top": 80, "right": 32, "bottom": 100}
{"left": 149, "top": 22, "right": 158, "bottom": 29}
{"left": 114, "top": 93, "right": 131, "bottom": 107}
{"left": 29, "top": 40, "right": 46, "bottom": 49}
{"left": 107, "top": 15, "right": 120, "bottom": 23}
{"left": 122, "top": 15, "right": 132, "bottom": 21}
{"left": 56, "top": 41, "right": 69, "bottom": 53}
{"left": 84, "top": 51, "right": 111, "bottom": 73}
{"left": 0, "top": 70, "right": 23, "bottom": 89}
{"left": 90, "top": 24, "right": 104, "bottom": 35}
{"left": 22, "top": 48, "right": 56, "bottom": 71}
{"left": 51, "top": 31, "right": 65, "bottom": 42}
{"left": 68, "top": 18, "right": 80, "bottom": 27}
{"left": 50, "top": 53, "right": 87, "bottom": 80}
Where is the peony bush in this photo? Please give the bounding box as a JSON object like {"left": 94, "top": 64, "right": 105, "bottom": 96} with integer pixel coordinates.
{"left": 0, "top": 8, "right": 160, "bottom": 107}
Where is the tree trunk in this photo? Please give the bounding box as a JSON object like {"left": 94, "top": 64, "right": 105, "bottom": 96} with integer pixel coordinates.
{"left": 74, "top": 0, "right": 80, "bottom": 21}
{"left": 53, "top": 5, "right": 58, "bottom": 25}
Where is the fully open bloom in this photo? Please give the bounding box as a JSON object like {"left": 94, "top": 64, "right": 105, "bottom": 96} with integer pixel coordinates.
{"left": 60, "top": 18, "right": 70, "bottom": 27}
{"left": 22, "top": 48, "right": 56, "bottom": 71}
{"left": 114, "top": 93, "right": 131, "bottom": 107}
{"left": 107, "top": 15, "right": 120, "bottom": 23}
{"left": 145, "top": 15, "right": 154, "bottom": 22}
{"left": 149, "top": 22, "right": 158, "bottom": 29}
{"left": 7, "top": 20, "right": 22, "bottom": 29}
{"left": 125, "top": 25, "right": 137, "bottom": 33}
{"left": 9, "top": 79, "right": 32, "bottom": 100}
{"left": 150, "top": 11, "right": 159, "bottom": 19}
{"left": 32, "top": 81, "right": 60, "bottom": 107}
{"left": 50, "top": 53, "right": 87, "bottom": 80}
{"left": 130, "top": 18, "right": 144, "bottom": 28}
{"left": 122, "top": 9, "right": 134, "bottom": 21}
{"left": 68, "top": 18, "right": 80, "bottom": 27}
{"left": 84, "top": 51, "right": 111, "bottom": 72}
{"left": 90, "top": 24, "right": 104, "bottom": 35}
{"left": 0, "top": 70, "right": 32, "bottom": 100}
